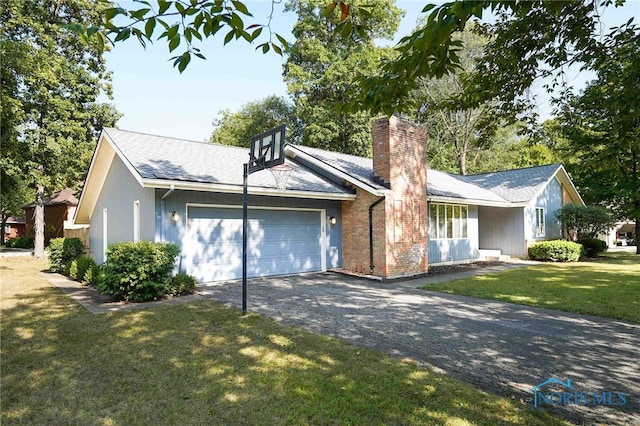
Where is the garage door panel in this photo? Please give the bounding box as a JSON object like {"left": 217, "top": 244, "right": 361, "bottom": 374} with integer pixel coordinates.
{"left": 186, "top": 207, "right": 323, "bottom": 282}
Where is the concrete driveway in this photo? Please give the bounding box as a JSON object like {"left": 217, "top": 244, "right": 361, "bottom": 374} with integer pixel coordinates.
{"left": 199, "top": 272, "right": 640, "bottom": 425}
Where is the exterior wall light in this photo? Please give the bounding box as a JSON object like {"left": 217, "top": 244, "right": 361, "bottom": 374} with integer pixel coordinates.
{"left": 171, "top": 211, "right": 180, "bottom": 222}
{"left": 329, "top": 216, "right": 337, "bottom": 225}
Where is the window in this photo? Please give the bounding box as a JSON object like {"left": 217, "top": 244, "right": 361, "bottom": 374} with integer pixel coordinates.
{"left": 133, "top": 200, "right": 140, "bottom": 242}
{"left": 429, "top": 203, "right": 468, "bottom": 240}
{"left": 535, "top": 207, "right": 545, "bottom": 237}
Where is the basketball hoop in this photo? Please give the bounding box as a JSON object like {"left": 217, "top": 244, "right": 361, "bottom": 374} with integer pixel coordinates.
{"left": 269, "top": 163, "right": 294, "bottom": 191}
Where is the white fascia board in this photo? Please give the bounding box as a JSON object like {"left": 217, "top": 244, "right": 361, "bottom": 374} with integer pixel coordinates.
{"left": 102, "top": 130, "right": 145, "bottom": 187}
{"left": 74, "top": 131, "right": 119, "bottom": 224}
{"left": 527, "top": 165, "right": 585, "bottom": 208}
{"left": 142, "top": 179, "right": 357, "bottom": 201}
{"left": 557, "top": 165, "right": 585, "bottom": 206}
{"left": 427, "top": 195, "right": 512, "bottom": 207}
{"left": 285, "top": 145, "right": 388, "bottom": 196}
{"left": 73, "top": 131, "right": 106, "bottom": 224}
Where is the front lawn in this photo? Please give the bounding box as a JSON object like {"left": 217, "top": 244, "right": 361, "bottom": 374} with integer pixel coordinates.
{"left": 425, "top": 251, "right": 640, "bottom": 323}
{"left": 0, "top": 257, "right": 566, "bottom": 425}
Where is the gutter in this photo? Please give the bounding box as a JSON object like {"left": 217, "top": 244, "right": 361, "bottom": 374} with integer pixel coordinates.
{"left": 160, "top": 184, "right": 175, "bottom": 242}
{"left": 369, "top": 197, "right": 385, "bottom": 274}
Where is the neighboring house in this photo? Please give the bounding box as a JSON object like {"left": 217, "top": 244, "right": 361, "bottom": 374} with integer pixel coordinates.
{"left": 427, "top": 164, "right": 584, "bottom": 262}
{"left": 3, "top": 217, "right": 26, "bottom": 240}
{"left": 74, "top": 116, "right": 584, "bottom": 282}
{"left": 601, "top": 221, "right": 636, "bottom": 246}
{"left": 24, "top": 188, "right": 79, "bottom": 244}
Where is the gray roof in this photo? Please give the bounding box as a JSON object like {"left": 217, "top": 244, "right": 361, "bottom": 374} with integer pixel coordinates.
{"left": 466, "top": 164, "right": 562, "bottom": 203}
{"left": 426, "top": 170, "right": 508, "bottom": 204}
{"left": 103, "top": 128, "right": 564, "bottom": 204}
{"left": 102, "top": 128, "right": 353, "bottom": 195}
{"left": 290, "top": 145, "right": 388, "bottom": 191}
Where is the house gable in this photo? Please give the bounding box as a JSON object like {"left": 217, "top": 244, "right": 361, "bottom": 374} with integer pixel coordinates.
{"left": 75, "top": 131, "right": 144, "bottom": 224}
{"left": 88, "top": 154, "right": 155, "bottom": 262}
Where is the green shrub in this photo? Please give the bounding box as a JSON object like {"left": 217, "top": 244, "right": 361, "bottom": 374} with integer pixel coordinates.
{"left": 70, "top": 256, "right": 96, "bottom": 282}
{"left": 528, "top": 240, "right": 583, "bottom": 262}
{"left": 577, "top": 237, "right": 608, "bottom": 257}
{"left": 83, "top": 263, "right": 103, "bottom": 287}
{"left": 166, "top": 273, "right": 197, "bottom": 296}
{"left": 5, "top": 237, "right": 35, "bottom": 248}
{"left": 98, "top": 241, "right": 180, "bottom": 302}
{"left": 47, "top": 237, "right": 86, "bottom": 273}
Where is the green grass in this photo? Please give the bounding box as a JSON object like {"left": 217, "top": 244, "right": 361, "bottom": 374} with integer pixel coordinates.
{"left": 0, "top": 257, "right": 567, "bottom": 425}
{"left": 425, "top": 252, "right": 640, "bottom": 323}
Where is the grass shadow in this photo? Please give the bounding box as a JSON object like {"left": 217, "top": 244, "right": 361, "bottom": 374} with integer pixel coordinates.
{"left": 1, "top": 258, "right": 565, "bottom": 425}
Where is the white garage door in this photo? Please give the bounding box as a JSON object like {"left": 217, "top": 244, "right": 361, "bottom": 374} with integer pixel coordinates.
{"left": 185, "top": 205, "right": 325, "bottom": 282}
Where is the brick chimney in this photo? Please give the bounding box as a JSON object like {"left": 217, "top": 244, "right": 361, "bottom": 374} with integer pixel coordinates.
{"left": 342, "top": 116, "right": 428, "bottom": 278}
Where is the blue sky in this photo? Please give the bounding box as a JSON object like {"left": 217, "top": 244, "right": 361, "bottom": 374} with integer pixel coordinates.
{"left": 105, "top": 1, "right": 640, "bottom": 142}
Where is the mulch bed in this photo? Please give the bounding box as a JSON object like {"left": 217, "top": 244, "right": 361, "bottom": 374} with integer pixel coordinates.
{"left": 427, "top": 260, "right": 506, "bottom": 275}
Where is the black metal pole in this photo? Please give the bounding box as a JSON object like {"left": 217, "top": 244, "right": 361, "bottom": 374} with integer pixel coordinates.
{"left": 242, "top": 162, "right": 248, "bottom": 316}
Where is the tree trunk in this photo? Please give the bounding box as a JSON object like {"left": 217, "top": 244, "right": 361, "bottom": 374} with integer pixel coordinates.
{"left": 0, "top": 215, "right": 6, "bottom": 245}
{"left": 635, "top": 200, "right": 639, "bottom": 255}
{"left": 34, "top": 183, "right": 45, "bottom": 258}
{"left": 458, "top": 151, "right": 467, "bottom": 175}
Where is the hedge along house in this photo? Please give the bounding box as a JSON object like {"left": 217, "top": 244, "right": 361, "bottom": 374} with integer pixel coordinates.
{"left": 74, "top": 116, "right": 429, "bottom": 281}
{"left": 427, "top": 164, "right": 584, "bottom": 263}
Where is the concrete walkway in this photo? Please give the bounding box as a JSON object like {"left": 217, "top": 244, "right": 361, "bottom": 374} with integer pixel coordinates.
{"left": 0, "top": 248, "right": 35, "bottom": 257}
{"left": 44, "top": 261, "right": 639, "bottom": 425}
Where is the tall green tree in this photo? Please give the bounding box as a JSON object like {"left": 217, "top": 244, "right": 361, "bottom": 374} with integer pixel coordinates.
{"left": 559, "top": 31, "right": 639, "bottom": 254}
{"left": 81, "top": 1, "right": 637, "bottom": 144}
{"left": 354, "top": 1, "right": 638, "bottom": 120}
{"left": 409, "top": 25, "right": 502, "bottom": 175}
{"left": 1, "top": 0, "right": 120, "bottom": 255}
{"left": 210, "top": 96, "right": 301, "bottom": 147}
{"left": 283, "top": 0, "right": 402, "bottom": 156}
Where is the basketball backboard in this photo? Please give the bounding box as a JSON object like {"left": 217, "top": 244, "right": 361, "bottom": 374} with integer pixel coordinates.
{"left": 248, "top": 125, "right": 286, "bottom": 173}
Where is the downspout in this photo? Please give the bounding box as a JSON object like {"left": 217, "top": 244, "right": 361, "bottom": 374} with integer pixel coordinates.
{"left": 369, "top": 197, "right": 385, "bottom": 274}
{"left": 160, "top": 184, "right": 175, "bottom": 242}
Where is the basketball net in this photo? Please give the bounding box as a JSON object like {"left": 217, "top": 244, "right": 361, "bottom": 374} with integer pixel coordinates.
{"left": 269, "top": 163, "right": 294, "bottom": 190}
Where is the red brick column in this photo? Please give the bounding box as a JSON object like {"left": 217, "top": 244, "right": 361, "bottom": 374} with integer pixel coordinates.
{"left": 342, "top": 116, "right": 428, "bottom": 278}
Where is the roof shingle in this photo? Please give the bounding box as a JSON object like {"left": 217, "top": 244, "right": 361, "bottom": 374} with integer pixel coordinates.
{"left": 465, "top": 164, "right": 562, "bottom": 203}
{"left": 103, "top": 128, "right": 353, "bottom": 195}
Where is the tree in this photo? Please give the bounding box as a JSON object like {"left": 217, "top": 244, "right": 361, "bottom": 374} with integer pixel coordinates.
{"left": 73, "top": 1, "right": 638, "bottom": 122}
{"left": 555, "top": 204, "right": 616, "bottom": 241}
{"left": 1, "top": 0, "right": 121, "bottom": 256}
{"left": 559, "top": 30, "right": 639, "bottom": 254}
{"left": 210, "top": 96, "right": 301, "bottom": 147}
{"left": 354, "top": 1, "right": 638, "bottom": 120}
{"left": 409, "top": 25, "right": 503, "bottom": 175}
{"left": 283, "top": 0, "right": 402, "bottom": 156}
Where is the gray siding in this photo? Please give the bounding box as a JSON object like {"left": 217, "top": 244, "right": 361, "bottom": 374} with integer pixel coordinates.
{"left": 478, "top": 207, "right": 525, "bottom": 257}
{"left": 429, "top": 205, "right": 479, "bottom": 264}
{"left": 525, "top": 177, "right": 563, "bottom": 241}
{"left": 89, "top": 156, "right": 155, "bottom": 263}
{"left": 155, "top": 189, "right": 342, "bottom": 273}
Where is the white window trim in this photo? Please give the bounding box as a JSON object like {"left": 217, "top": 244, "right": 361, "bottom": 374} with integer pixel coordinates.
{"left": 102, "top": 208, "right": 108, "bottom": 263}
{"left": 429, "top": 203, "right": 468, "bottom": 240}
{"left": 133, "top": 200, "right": 140, "bottom": 242}
{"left": 535, "top": 207, "right": 546, "bottom": 237}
